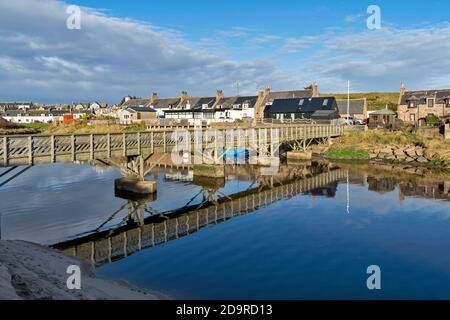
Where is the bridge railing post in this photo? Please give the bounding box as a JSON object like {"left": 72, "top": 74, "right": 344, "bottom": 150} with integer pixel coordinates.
{"left": 122, "top": 133, "right": 127, "bottom": 157}
{"left": 28, "top": 136, "right": 33, "bottom": 165}
{"left": 107, "top": 133, "right": 111, "bottom": 158}
{"left": 3, "top": 136, "right": 8, "bottom": 167}
{"left": 137, "top": 132, "right": 141, "bottom": 155}
{"left": 71, "top": 135, "right": 76, "bottom": 162}
{"left": 50, "top": 135, "right": 55, "bottom": 163}
{"left": 90, "top": 134, "right": 94, "bottom": 160}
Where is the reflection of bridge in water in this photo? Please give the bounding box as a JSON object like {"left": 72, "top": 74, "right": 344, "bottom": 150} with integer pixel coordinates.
{"left": 53, "top": 165, "right": 347, "bottom": 266}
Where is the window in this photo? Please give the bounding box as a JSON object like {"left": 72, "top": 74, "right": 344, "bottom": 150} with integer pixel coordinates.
{"left": 408, "top": 101, "right": 417, "bottom": 108}
{"left": 298, "top": 99, "right": 304, "bottom": 106}
{"left": 410, "top": 114, "right": 416, "bottom": 122}
{"left": 322, "top": 99, "right": 328, "bottom": 106}
{"left": 427, "top": 98, "right": 434, "bottom": 108}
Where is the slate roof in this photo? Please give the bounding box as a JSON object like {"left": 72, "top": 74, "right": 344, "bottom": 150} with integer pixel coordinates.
{"left": 264, "top": 89, "right": 313, "bottom": 105}
{"left": 371, "top": 108, "right": 396, "bottom": 116}
{"left": 215, "top": 96, "right": 258, "bottom": 109}
{"left": 151, "top": 98, "right": 181, "bottom": 109}
{"left": 127, "top": 106, "right": 157, "bottom": 112}
{"left": 265, "top": 97, "right": 337, "bottom": 114}
{"left": 193, "top": 97, "right": 216, "bottom": 109}
{"left": 122, "top": 99, "right": 150, "bottom": 107}
{"left": 400, "top": 89, "right": 450, "bottom": 104}
{"left": 336, "top": 99, "right": 365, "bottom": 116}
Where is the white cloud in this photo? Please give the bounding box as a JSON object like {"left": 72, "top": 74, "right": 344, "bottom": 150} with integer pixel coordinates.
{"left": 0, "top": 1, "right": 286, "bottom": 102}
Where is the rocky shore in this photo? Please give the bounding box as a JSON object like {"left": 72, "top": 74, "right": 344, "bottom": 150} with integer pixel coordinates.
{"left": 0, "top": 240, "right": 165, "bottom": 300}
{"left": 368, "top": 145, "right": 440, "bottom": 164}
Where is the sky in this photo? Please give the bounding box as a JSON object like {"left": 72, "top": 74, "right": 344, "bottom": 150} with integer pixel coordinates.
{"left": 1, "top": 0, "right": 450, "bottom": 103}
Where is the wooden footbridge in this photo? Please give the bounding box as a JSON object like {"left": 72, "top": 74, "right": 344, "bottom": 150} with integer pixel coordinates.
{"left": 0, "top": 124, "right": 342, "bottom": 167}
{"left": 52, "top": 166, "right": 347, "bottom": 266}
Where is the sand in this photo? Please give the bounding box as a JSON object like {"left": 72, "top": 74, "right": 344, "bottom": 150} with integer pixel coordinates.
{"left": 0, "top": 240, "right": 165, "bottom": 300}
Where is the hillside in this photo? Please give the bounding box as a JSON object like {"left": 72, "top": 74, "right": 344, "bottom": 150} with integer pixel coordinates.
{"left": 324, "top": 92, "right": 400, "bottom": 111}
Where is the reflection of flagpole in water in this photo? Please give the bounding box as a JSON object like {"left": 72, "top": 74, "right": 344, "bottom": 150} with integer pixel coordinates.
{"left": 346, "top": 170, "right": 350, "bottom": 214}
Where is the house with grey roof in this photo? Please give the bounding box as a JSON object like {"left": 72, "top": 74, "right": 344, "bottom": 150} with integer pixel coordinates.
{"left": 336, "top": 98, "right": 367, "bottom": 120}
{"left": 118, "top": 106, "right": 157, "bottom": 124}
{"left": 398, "top": 83, "right": 450, "bottom": 125}
{"left": 254, "top": 83, "right": 317, "bottom": 120}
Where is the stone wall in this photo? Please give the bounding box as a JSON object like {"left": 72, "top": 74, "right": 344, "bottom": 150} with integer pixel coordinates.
{"left": 369, "top": 145, "right": 437, "bottom": 164}
{"left": 446, "top": 124, "right": 450, "bottom": 140}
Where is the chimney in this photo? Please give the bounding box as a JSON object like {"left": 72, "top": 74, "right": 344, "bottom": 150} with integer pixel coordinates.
{"left": 124, "top": 96, "right": 131, "bottom": 103}
{"left": 312, "top": 81, "right": 319, "bottom": 97}
{"left": 400, "top": 83, "right": 406, "bottom": 96}
{"left": 258, "top": 90, "right": 264, "bottom": 99}
{"left": 150, "top": 92, "right": 158, "bottom": 104}
{"left": 265, "top": 85, "right": 271, "bottom": 97}
{"left": 180, "top": 91, "right": 189, "bottom": 101}
{"left": 216, "top": 89, "right": 224, "bottom": 101}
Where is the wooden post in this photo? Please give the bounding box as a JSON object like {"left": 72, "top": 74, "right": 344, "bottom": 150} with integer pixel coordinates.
{"left": 3, "top": 137, "right": 8, "bottom": 167}
{"left": 122, "top": 133, "right": 127, "bottom": 157}
{"left": 107, "top": 133, "right": 111, "bottom": 158}
{"left": 137, "top": 132, "right": 141, "bottom": 155}
{"left": 28, "top": 136, "right": 33, "bottom": 165}
{"left": 150, "top": 132, "right": 154, "bottom": 153}
{"left": 50, "top": 135, "right": 55, "bottom": 163}
{"left": 89, "top": 134, "right": 94, "bottom": 160}
{"left": 71, "top": 135, "right": 75, "bottom": 162}
{"left": 163, "top": 131, "right": 166, "bottom": 153}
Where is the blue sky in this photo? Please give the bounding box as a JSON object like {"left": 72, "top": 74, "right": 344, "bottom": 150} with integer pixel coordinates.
{"left": 1, "top": 0, "right": 450, "bottom": 103}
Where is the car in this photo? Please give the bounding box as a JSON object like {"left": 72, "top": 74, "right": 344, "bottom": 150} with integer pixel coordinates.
{"left": 342, "top": 117, "right": 354, "bottom": 125}
{"left": 354, "top": 119, "right": 365, "bottom": 125}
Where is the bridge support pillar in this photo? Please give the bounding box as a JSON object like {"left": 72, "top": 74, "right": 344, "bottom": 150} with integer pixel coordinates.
{"left": 287, "top": 150, "right": 312, "bottom": 161}
{"left": 115, "top": 178, "right": 157, "bottom": 195}
{"left": 193, "top": 164, "right": 225, "bottom": 178}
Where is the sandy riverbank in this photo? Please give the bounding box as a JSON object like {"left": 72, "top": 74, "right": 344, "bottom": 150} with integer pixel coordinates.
{"left": 0, "top": 240, "right": 165, "bottom": 300}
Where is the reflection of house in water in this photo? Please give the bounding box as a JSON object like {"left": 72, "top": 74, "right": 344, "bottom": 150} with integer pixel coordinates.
{"left": 399, "top": 181, "right": 450, "bottom": 202}
{"left": 367, "top": 176, "right": 396, "bottom": 194}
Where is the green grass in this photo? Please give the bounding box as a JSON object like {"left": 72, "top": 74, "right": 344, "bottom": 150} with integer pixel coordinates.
{"left": 19, "top": 123, "right": 50, "bottom": 130}
{"left": 325, "top": 148, "right": 369, "bottom": 160}
{"left": 325, "top": 92, "right": 399, "bottom": 111}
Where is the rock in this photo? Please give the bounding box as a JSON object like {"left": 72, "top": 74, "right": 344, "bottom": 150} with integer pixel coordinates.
{"left": 416, "top": 156, "right": 429, "bottom": 163}
{"left": 395, "top": 154, "right": 407, "bottom": 161}
{"left": 369, "top": 153, "right": 378, "bottom": 160}
{"left": 287, "top": 151, "right": 312, "bottom": 161}
{"left": 415, "top": 148, "right": 425, "bottom": 157}
{"left": 394, "top": 149, "right": 405, "bottom": 156}
{"left": 405, "top": 157, "right": 415, "bottom": 163}
{"left": 405, "top": 147, "right": 417, "bottom": 158}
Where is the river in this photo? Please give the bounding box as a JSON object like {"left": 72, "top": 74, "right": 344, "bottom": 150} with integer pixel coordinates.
{"left": 1, "top": 160, "right": 449, "bottom": 299}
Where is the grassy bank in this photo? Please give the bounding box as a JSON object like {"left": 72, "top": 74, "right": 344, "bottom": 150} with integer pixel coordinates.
{"left": 325, "top": 148, "right": 369, "bottom": 160}
{"left": 325, "top": 92, "right": 399, "bottom": 111}
{"left": 329, "top": 130, "right": 450, "bottom": 162}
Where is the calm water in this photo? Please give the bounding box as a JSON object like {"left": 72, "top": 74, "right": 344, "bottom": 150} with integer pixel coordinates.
{"left": 1, "top": 161, "right": 450, "bottom": 299}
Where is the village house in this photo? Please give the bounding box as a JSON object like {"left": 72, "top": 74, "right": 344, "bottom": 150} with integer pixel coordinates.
{"left": 368, "top": 107, "right": 397, "bottom": 129}
{"left": 397, "top": 84, "right": 450, "bottom": 125}
{"left": 254, "top": 82, "right": 318, "bottom": 120}
{"left": 0, "top": 101, "right": 33, "bottom": 112}
{"left": 336, "top": 98, "right": 367, "bottom": 120}
{"left": 264, "top": 97, "right": 340, "bottom": 122}
{"left": 118, "top": 106, "right": 157, "bottom": 124}
{"left": 1, "top": 109, "right": 68, "bottom": 123}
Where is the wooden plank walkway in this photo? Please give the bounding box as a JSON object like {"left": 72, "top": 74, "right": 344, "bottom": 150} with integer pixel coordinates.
{"left": 0, "top": 124, "right": 342, "bottom": 167}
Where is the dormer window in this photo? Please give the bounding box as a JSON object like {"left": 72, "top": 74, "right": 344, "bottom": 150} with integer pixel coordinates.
{"left": 408, "top": 101, "right": 417, "bottom": 108}
{"left": 427, "top": 98, "right": 434, "bottom": 108}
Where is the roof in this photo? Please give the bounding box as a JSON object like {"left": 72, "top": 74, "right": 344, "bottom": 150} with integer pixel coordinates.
{"left": 127, "top": 106, "right": 157, "bottom": 112}
{"left": 370, "top": 108, "right": 396, "bottom": 116}
{"left": 400, "top": 89, "right": 450, "bottom": 104}
{"left": 336, "top": 99, "right": 365, "bottom": 115}
{"left": 192, "top": 97, "right": 216, "bottom": 109}
{"left": 311, "top": 109, "right": 340, "bottom": 120}
{"left": 216, "top": 96, "right": 258, "bottom": 109}
{"left": 264, "top": 89, "right": 313, "bottom": 105}
{"left": 265, "top": 97, "right": 337, "bottom": 114}
{"left": 122, "top": 99, "right": 150, "bottom": 107}
{"left": 150, "top": 98, "right": 181, "bottom": 109}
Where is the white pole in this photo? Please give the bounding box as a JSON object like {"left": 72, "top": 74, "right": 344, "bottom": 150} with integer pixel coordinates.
{"left": 347, "top": 80, "right": 350, "bottom": 120}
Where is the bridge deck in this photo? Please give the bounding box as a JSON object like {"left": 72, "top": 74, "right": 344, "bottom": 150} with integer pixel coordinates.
{"left": 0, "top": 124, "right": 342, "bottom": 167}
